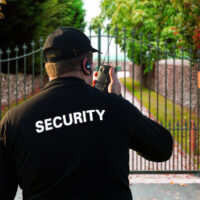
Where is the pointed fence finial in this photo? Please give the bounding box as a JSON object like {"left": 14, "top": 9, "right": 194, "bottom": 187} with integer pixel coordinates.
{"left": 31, "top": 40, "right": 35, "bottom": 47}
{"left": 14, "top": 46, "right": 19, "bottom": 57}
{"left": 106, "top": 24, "right": 110, "bottom": 31}
{"left": 23, "top": 43, "right": 27, "bottom": 50}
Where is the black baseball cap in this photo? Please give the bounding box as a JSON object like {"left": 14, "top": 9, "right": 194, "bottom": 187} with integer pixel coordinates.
{"left": 43, "top": 27, "right": 102, "bottom": 63}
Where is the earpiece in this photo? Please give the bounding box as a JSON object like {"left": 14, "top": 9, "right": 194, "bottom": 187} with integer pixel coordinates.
{"left": 86, "top": 60, "right": 91, "bottom": 71}
{"left": 81, "top": 59, "right": 91, "bottom": 75}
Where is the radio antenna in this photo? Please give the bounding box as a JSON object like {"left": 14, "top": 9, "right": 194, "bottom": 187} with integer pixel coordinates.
{"left": 102, "top": 36, "right": 113, "bottom": 65}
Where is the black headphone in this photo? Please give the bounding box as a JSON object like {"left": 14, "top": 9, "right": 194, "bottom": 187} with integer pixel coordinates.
{"left": 81, "top": 60, "right": 91, "bottom": 75}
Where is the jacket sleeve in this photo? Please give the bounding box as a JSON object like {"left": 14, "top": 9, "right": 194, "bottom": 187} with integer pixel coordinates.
{"left": 0, "top": 113, "right": 18, "bottom": 200}
{"left": 116, "top": 97, "right": 173, "bottom": 162}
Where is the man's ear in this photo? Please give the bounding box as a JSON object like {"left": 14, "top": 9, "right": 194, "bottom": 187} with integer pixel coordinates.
{"left": 81, "top": 58, "right": 91, "bottom": 75}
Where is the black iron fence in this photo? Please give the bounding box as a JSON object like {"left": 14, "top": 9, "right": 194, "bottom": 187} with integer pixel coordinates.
{"left": 0, "top": 27, "right": 199, "bottom": 174}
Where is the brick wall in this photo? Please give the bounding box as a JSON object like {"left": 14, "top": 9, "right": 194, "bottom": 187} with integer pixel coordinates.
{"left": 129, "top": 59, "right": 199, "bottom": 113}
{"left": 1, "top": 73, "right": 48, "bottom": 107}
{"left": 93, "top": 61, "right": 129, "bottom": 70}
{"left": 1, "top": 59, "right": 198, "bottom": 113}
{"left": 128, "top": 63, "right": 144, "bottom": 82}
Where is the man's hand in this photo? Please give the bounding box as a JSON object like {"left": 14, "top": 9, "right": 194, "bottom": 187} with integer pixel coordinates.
{"left": 108, "top": 67, "right": 121, "bottom": 95}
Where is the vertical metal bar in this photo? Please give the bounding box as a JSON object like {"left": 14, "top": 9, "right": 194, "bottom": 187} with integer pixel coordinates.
{"left": 131, "top": 30, "right": 135, "bottom": 171}
{"left": 153, "top": 37, "right": 157, "bottom": 171}
{"left": 181, "top": 48, "right": 184, "bottom": 170}
{"left": 172, "top": 44, "right": 176, "bottom": 171}
{"left": 169, "top": 121, "right": 171, "bottom": 171}
{"left": 88, "top": 26, "right": 93, "bottom": 67}
{"left": 164, "top": 41, "right": 168, "bottom": 127}
{"left": 177, "top": 121, "right": 179, "bottom": 170}
{"left": 6, "top": 48, "right": 11, "bottom": 109}
{"left": 164, "top": 41, "right": 168, "bottom": 171}
{"left": 156, "top": 37, "right": 159, "bottom": 122}
{"left": 31, "top": 41, "right": 35, "bottom": 94}
{"left": 98, "top": 26, "right": 101, "bottom": 69}
{"left": 189, "top": 48, "right": 192, "bottom": 170}
{"left": 107, "top": 25, "right": 110, "bottom": 65}
{"left": 185, "top": 121, "right": 188, "bottom": 170}
{"left": 123, "top": 28, "right": 126, "bottom": 99}
{"left": 39, "top": 38, "right": 43, "bottom": 89}
{"left": 140, "top": 33, "right": 143, "bottom": 112}
{"left": 14, "top": 46, "right": 19, "bottom": 105}
{"left": 161, "top": 121, "right": 163, "bottom": 171}
{"left": 23, "top": 44, "right": 27, "bottom": 101}
{"left": 148, "top": 32, "right": 152, "bottom": 170}
{"left": 89, "top": 25, "right": 92, "bottom": 41}
{"left": 148, "top": 34, "right": 152, "bottom": 119}
{"left": 139, "top": 32, "right": 143, "bottom": 171}
{"left": 0, "top": 49, "right": 2, "bottom": 120}
{"left": 197, "top": 50, "right": 200, "bottom": 170}
{"left": 115, "top": 26, "right": 118, "bottom": 77}
{"left": 146, "top": 35, "right": 152, "bottom": 171}
{"left": 132, "top": 30, "right": 135, "bottom": 105}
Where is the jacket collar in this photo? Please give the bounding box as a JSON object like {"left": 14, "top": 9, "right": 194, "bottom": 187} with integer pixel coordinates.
{"left": 42, "top": 77, "right": 86, "bottom": 91}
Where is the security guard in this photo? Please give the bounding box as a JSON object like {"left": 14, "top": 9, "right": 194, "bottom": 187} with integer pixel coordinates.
{"left": 0, "top": 27, "right": 173, "bottom": 200}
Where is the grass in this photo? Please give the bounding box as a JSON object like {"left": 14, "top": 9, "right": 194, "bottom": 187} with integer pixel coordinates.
{"left": 1, "top": 98, "right": 27, "bottom": 119}
{"left": 120, "top": 77, "right": 200, "bottom": 157}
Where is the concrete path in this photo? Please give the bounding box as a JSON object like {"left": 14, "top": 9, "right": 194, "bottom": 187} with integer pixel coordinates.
{"left": 130, "top": 183, "right": 200, "bottom": 200}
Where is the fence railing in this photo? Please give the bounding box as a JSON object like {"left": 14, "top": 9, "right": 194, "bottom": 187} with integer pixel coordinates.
{"left": 0, "top": 26, "right": 200, "bottom": 174}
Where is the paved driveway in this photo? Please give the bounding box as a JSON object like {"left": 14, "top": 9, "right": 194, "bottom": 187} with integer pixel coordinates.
{"left": 15, "top": 179, "right": 200, "bottom": 200}
{"left": 131, "top": 183, "right": 200, "bottom": 200}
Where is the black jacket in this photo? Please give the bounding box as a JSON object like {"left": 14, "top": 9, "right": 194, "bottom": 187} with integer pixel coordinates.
{"left": 0, "top": 77, "right": 173, "bottom": 200}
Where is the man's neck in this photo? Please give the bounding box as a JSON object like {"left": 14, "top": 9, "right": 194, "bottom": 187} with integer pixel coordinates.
{"left": 49, "top": 71, "right": 83, "bottom": 82}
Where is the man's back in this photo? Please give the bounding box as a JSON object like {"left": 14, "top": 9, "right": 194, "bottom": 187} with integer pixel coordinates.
{"left": 1, "top": 77, "right": 134, "bottom": 200}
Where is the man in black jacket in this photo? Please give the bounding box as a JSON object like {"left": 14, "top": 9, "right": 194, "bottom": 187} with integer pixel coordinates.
{"left": 0, "top": 27, "right": 173, "bottom": 200}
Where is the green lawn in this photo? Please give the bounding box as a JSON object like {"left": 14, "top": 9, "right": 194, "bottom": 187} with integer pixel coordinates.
{"left": 1, "top": 98, "right": 28, "bottom": 119}
{"left": 120, "top": 77, "right": 199, "bottom": 156}
{"left": 0, "top": 91, "right": 39, "bottom": 120}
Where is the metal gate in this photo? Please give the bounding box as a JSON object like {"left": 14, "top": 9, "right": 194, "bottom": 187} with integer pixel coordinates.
{"left": 0, "top": 26, "right": 199, "bottom": 174}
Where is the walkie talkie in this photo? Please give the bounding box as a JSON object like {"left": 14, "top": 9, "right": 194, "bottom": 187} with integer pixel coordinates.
{"left": 94, "top": 38, "right": 116, "bottom": 92}
{"left": 94, "top": 65, "right": 112, "bottom": 92}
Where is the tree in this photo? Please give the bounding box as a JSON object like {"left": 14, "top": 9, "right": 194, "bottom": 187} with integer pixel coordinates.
{"left": 37, "top": 0, "right": 86, "bottom": 39}
{"left": 92, "top": 0, "right": 200, "bottom": 70}
{"left": 0, "top": 0, "right": 86, "bottom": 74}
{"left": 171, "top": 0, "right": 200, "bottom": 54}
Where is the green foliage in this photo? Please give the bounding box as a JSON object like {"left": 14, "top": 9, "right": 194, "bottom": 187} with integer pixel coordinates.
{"left": 0, "top": 0, "right": 86, "bottom": 49}
{"left": 92, "top": 0, "right": 200, "bottom": 71}
{"left": 0, "top": 0, "right": 86, "bottom": 73}
{"left": 37, "top": 0, "right": 86, "bottom": 39}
